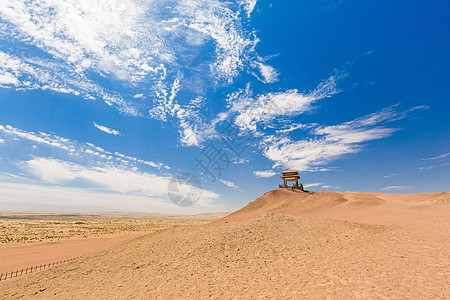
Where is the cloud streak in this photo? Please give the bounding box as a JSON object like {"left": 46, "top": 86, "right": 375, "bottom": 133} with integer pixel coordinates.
{"left": 262, "top": 105, "right": 426, "bottom": 171}
{"left": 382, "top": 186, "right": 411, "bottom": 191}
{"left": 0, "top": 0, "right": 271, "bottom": 121}
{"left": 303, "top": 183, "right": 323, "bottom": 188}
{"left": 233, "top": 71, "right": 345, "bottom": 131}
{"left": 219, "top": 179, "right": 242, "bottom": 191}
{"left": 421, "top": 152, "right": 450, "bottom": 160}
{"left": 0, "top": 124, "right": 170, "bottom": 170}
{"left": 23, "top": 157, "right": 219, "bottom": 207}
{"left": 93, "top": 122, "right": 120, "bottom": 136}
{"left": 0, "top": 51, "right": 136, "bottom": 114}
{"left": 0, "top": 182, "right": 219, "bottom": 213}
{"left": 253, "top": 170, "right": 276, "bottom": 178}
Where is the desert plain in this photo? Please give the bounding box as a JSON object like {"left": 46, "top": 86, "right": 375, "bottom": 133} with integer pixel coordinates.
{"left": 0, "top": 189, "right": 449, "bottom": 299}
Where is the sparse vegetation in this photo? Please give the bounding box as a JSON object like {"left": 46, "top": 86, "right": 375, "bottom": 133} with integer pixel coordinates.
{"left": 0, "top": 219, "right": 209, "bottom": 243}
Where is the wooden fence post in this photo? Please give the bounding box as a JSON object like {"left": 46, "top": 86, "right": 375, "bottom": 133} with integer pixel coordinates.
{"left": 0, "top": 256, "right": 82, "bottom": 282}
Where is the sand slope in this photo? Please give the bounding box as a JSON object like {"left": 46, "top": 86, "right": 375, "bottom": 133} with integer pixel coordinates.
{"left": 1, "top": 190, "right": 449, "bottom": 299}
{"left": 217, "top": 189, "right": 450, "bottom": 229}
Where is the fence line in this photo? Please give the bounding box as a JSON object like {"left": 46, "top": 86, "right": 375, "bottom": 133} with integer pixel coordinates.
{"left": 0, "top": 256, "right": 80, "bottom": 282}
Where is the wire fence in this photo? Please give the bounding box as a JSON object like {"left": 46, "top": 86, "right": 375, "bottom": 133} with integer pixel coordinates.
{"left": 0, "top": 256, "right": 80, "bottom": 282}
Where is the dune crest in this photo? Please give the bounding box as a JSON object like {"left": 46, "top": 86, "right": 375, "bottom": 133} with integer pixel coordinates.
{"left": 216, "top": 189, "right": 450, "bottom": 226}
{"left": 421, "top": 191, "right": 450, "bottom": 204}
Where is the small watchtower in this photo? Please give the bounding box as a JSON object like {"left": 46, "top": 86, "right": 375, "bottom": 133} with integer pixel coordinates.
{"left": 279, "top": 170, "right": 304, "bottom": 191}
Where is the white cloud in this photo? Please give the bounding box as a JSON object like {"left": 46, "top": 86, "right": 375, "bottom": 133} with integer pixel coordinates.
{"left": 0, "top": 51, "right": 136, "bottom": 114}
{"left": 25, "top": 157, "right": 167, "bottom": 195}
{"left": 416, "top": 162, "right": 450, "bottom": 171}
{"left": 239, "top": 0, "right": 257, "bottom": 18}
{"left": 322, "top": 185, "right": 340, "bottom": 189}
{"left": 382, "top": 186, "right": 411, "bottom": 191}
{"left": 180, "top": 0, "right": 258, "bottom": 82}
{"left": 233, "top": 71, "right": 345, "bottom": 131}
{"left": 0, "top": 0, "right": 162, "bottom": 81}
{"left": 421, "top": 152, "right": 450, "bottom": 160}
{"left": 147, "top": 76, "right": 213, "bottom": 147}
{"left": 0, "top": 124, "right": 170, "bottom": 170}
{"left": 384, "top": 173, "right": 399, "bottom": 178}
{"left": 275, "top": 123, "right": 310, "bottom": 134}
{"left": 303, "top": 182, "right": 322, "bottom": 188}
{"left": 255, "top": 61, "right": 278, "bottom": 83}
{"left": 0, "top": 138, "right": 4, "bottom": 143}
{"left": 253, "top": 170, "right": 277, "bottom": 178}
{"left": 0, "top": 182, "right": 219, "bottom": 213}
{"left": 232, "top": 158, "right": 249, "bottom": 164}
{"left": 1, "top": 0, "right": 264, "bottom": 120}
{"left": 262, "top": 106, "right": 423, "bottom": 171}
{"left": 93, "top": 122, "right": 120, "bottom": 136}
{"left": 24, "top": 157, "right": 219, "bottom": 207}
{"left": 219, "top": 179, "right": 242, "bottom": 191}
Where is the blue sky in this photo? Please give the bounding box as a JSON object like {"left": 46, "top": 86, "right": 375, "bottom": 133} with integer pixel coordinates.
{"left": 0, "top": 0, "right": 449, "bottom": 213}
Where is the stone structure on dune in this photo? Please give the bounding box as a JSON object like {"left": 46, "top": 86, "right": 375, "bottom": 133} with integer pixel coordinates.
{"left": 279, "top": 170, "right": 304, "bottom": 191}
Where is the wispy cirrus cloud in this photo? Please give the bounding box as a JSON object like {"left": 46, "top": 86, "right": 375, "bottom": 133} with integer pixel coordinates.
{"left": 322, "top": 185, "right": 340, "bottom": 189}
{"left": 262, "top": 105, "right": 427, "bottom": 171}
{"left": 0, "top": 51, "right": 137, "bottom": 114}
{"left": 253, "top": 170, "right": 277, "bottom": 178}
{"left": 232, "top": 70, "right": 346, "bottom": 131}
{"left": 182, "top": 68, "right": 346, "bottom": 147}
{"left": 219, "top": 179, "right": 242, "bottom": 191}
{"left": 25, "top": 158, "right": 156, "bottom": 195}
{"left": 382, "top": 185, "right": 411, "bottom": 191}
{"left": 303, "top": 183, "right": 323, "bottom": 189}
{"left": 384, "top": 173, "right": 400, "bottom": 178}
{"left": 0, "top": 124, "right": 169, "bottom": 170}
{"left": 253, "top": 61, "right": 279, "bottom": 83}
{"left": 416, "top": 162, "right": 450, "bottom": 170}
{"left": 0, "top": 133, "right": 220, "bottom": 210}
{"left": 0, "top": 0, "right": 271, "bottom": 121}
{"left": 0, "top": 0, "right": 154, "bottom": 80}
{"left": 93, "top": 122, "right": 120, "bottom": 136}
{"left": 0, "top": 180, "right": 219, "bottom": 213}
{"left": 417, "top": 152, "right": 450, "bottom": 170}
{"left": 421, "top": 152, "right": 450, "bottom": 160}
{"left": 23, "top": 157, "right": 219, "bottom": 207}
{"left": 239, "top": 0, "right": 258, "bottom": 17}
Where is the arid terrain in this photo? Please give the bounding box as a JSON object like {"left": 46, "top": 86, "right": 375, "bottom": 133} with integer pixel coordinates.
{"left": 0, "top": 190, "right": 449, "bottom": 299}
{"left": 0, "top": 212, "right": 224, "bottom": 275}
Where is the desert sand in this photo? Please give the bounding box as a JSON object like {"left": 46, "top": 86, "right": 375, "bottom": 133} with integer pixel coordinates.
{"left": 0, "top": 232, "right": 147, "bottom": 274}
{"left": 0, "top": 190, "right": 449, "bottom": 299}
{"left": 0, "top": 213, "right": 220, "bottom": 277}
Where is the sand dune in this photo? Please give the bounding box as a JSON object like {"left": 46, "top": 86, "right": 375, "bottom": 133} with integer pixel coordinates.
{"left": 1, "top": 190, "right": 449, "bottom": 299}
{"left": 420, "top": 191, "right": 450, "bottom": 204}
{"left": 217, "top": 189, "right": 450, "bottom": 229}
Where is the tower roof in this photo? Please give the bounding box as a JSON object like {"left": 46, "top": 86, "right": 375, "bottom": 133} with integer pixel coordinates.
{"left": 281, "top": 170, "right": 299, "bottom": 175}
